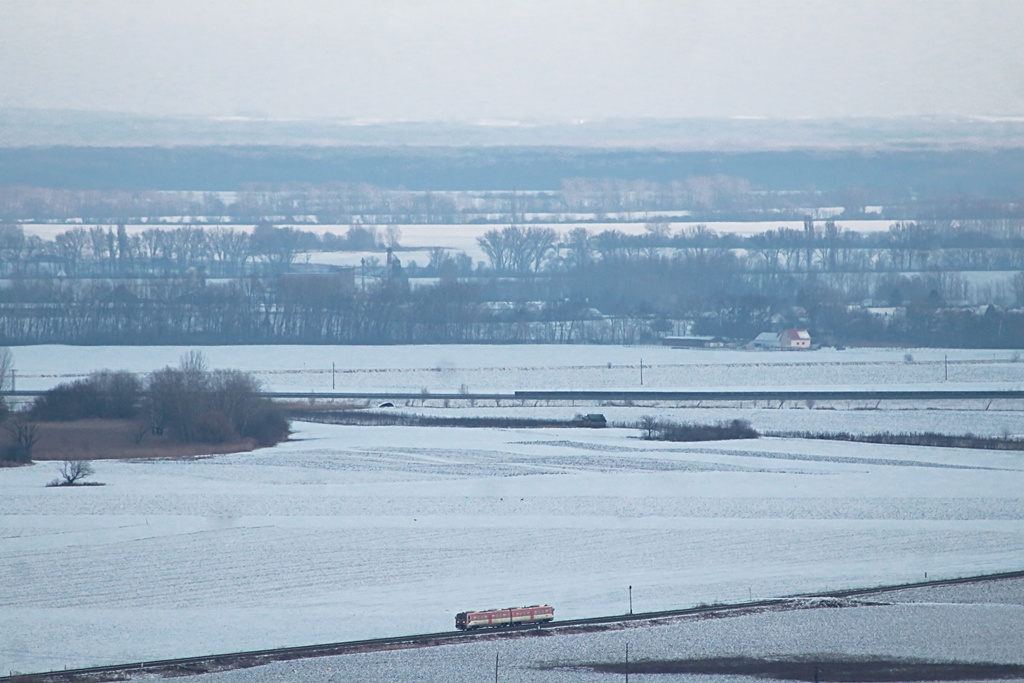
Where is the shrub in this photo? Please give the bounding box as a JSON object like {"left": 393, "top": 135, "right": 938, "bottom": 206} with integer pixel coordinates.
{"left": 192, "top": 411, "right": 239, "bottom": 444}
{"left": 242, "top": 407, "right": 291, "bottom": 446}
{"left": 146, "top": 353, "right": 289, "bottom": 446}
{"left": 1, "top": 443, "right": 32, "bottom": 463}
{"left": 641, "top": 418, "right": 758, "bottom": 442}
{"left": 30, "top": 371, "right": 142, "bottom": 421}
{"left": 2, "top": 417, "right": 40, "bottom": 462}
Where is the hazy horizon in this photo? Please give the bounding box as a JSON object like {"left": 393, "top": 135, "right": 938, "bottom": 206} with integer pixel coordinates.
{"left": 2, "top": 1, "right": 1022, "bottom": 123}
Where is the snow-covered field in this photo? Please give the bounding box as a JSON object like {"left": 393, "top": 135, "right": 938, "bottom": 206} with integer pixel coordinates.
{"left": 184, "top": 579, "right": 1024, "bottom": 682}
{"left": 2, "top": 345, "right": 1023, "bottom": 674}
{"left": 3, "top": 418, "right": 1024, "bottom": 674}
{"left": 10, "top": 344, "right": 1024, "bottom": 394}
{"left": 9, "top": 344, "right": 1024, "bottom": 436}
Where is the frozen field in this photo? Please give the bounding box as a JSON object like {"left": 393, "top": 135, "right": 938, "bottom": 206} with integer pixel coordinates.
{"left": 11, "top": 344, "right": 1024, "bottom": 394}
{"left": 2, "top": 421, "right": 1024, "bottom": 674}
{"left": 9, "top": 344, "right": 1024, "bottom": 437}
{"left": 183, "top": 578, "right": 1024, "bottom": 682}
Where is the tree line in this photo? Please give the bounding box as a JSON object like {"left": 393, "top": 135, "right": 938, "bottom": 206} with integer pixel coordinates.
{"left": 0, "top": 220, "right": 1022, "bottom": 348}
{"left": 0, "top": 221, "right": 399, "bottom": 278}
{"left": 1, "top": 219, "right": 1022, "bottom": 281}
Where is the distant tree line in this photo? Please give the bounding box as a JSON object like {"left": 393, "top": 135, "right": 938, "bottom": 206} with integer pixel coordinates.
{"left": 1, "top": 219, "right": 1022, "bottom": 281}
{"left": 4, "top": 163, "right": 1024, "bottom": 225}
{"left": 0, "top": 220, "right": 1022, "bottom": 348}
{"left": 0, "top": 221, "right": 398, "bottom": 278}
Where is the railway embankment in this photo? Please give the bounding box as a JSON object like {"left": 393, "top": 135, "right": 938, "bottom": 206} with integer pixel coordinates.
{"left": 6, "top": 569, "right": 1023, "bottom": 683}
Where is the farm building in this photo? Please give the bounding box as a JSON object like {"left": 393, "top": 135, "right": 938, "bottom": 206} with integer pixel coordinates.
{"left": 752, "top": 332, "right": 781, "bottom": 349}
{"left": 781, "top": 328, "right": 812, "bottom": 349}
{"left": 661, "top": 335, "right": 727, "bottom": 349}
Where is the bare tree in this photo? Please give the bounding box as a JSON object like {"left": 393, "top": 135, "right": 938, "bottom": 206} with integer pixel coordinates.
{"left": 209, "top": 228, "right": 251, "bottom": 275}
{"left": 3, "top": 416, "right": 39, "bottom": 462}
{"left": 524, "top": 227, "right": 558, "bottom": 272}
{"left": 478, "top": 229, "right": 509, "bottom": 272}
{"left": 639, "top": 415, "right": 659, "bottom": 439}
{"left": 53, "top": 227, "right": 89, "bottom": 276}
{"left": 50, "top": 460, "right": 95, "bottom": 486}
{"left": 565, "top": 227, "right": 593, "bottom": 268}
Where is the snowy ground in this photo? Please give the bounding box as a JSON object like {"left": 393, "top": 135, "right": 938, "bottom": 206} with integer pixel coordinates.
{"left": 9, "top": 344, "right": 1023, "bottom": 437}
{"left": 10, "top": 344, "right": 1024, "bottom": 395}
{"left": 178, "top": 578, "right": 1024, "bottom": 682}
{"left": 2, "top": 419, "right": 1024, "bottom": 675}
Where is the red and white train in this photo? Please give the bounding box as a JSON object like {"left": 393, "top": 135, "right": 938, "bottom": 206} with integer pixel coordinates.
{"left": 455, "top": 604, "right": 554, "bottom": 630}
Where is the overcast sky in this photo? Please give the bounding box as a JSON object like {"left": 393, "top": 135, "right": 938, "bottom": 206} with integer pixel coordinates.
{"left": 1, "top": 0, "right": 1022, "bottom": 121}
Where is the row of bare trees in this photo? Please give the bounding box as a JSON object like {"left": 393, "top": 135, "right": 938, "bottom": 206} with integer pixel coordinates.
{"left": 0, "top": 222, "right": 399, "bottom": 278}
{"left": 472, "top": 221, "right": 1024, "bottom": 275}
{"left": 2, "top": 218, "right": 1022, "bottom": 281}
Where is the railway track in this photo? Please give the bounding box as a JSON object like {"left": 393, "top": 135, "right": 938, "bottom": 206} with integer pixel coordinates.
{"left": 5, "top": 569, "right": 1023, "bottom": 683}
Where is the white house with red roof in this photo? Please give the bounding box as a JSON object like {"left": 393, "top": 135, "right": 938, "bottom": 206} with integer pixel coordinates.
{"left": 781, "top": 328, "right": 811, "bottom": 349}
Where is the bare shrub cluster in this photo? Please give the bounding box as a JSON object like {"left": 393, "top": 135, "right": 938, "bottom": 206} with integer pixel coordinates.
{"left": 30, "top": 370, "right": 142, "bottom": 421}
{"left": 148, "top": 352, "right": 288, "bottom": 446}
{"left": 1, "top": 416, "right": 39, "bottom": 463}
{"left": 638, "top": 417, "right": 758, "bottom": 442}
{"left": 18, "top": 352, "right": 289, "bottom": 453}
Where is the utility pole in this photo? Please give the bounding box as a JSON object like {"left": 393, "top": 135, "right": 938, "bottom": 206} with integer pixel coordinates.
{"left": 625, "top": 643, "right": 629, "bottom": 683}
{"left": 495, "top": 652, "right": 499, "bottom": 683}
{"left": 629, "top": 585, "right": 633, "bottom": 615}
{"left": 639, "top": 359, "right": 643, "bottom": 386}
{"left": 332, "top": 362, "right": 336, "bottom": 390}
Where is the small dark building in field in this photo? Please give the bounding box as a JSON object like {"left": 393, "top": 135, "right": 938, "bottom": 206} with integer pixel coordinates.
{"left": 578, "top": 413, "right": 607, "bottom": 428}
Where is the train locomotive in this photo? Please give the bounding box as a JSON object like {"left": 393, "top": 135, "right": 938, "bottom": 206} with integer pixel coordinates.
{"left": 455, "top": 604, "right": 554, "bottom": 630}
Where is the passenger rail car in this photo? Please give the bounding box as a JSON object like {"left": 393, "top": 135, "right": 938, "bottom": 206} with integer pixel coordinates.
{"left": 455, "top": 604, "right": 554, "bottom": 630}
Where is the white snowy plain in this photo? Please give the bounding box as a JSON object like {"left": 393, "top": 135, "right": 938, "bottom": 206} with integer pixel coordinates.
{"left": 2, "top": 420, "right": 1024, "bottom": 675}
{"left": 2, "top": 344, "right": 1024, "bottom": 675}
{"left": 10, "top": 343, "right": 1024, "bottom": 437}
{"left": 179, "top": 580, "right": 1024, "bottom": 682}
